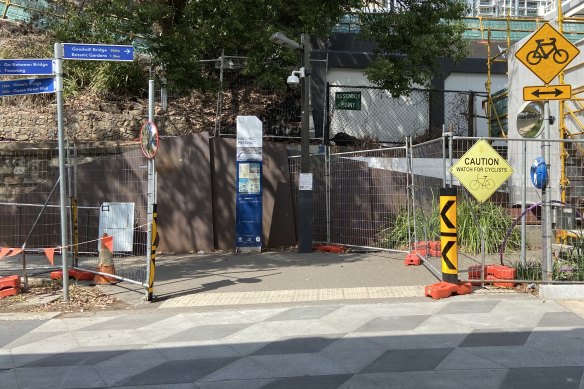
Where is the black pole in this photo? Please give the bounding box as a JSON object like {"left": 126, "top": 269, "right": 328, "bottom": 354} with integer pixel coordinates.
{"left": 297, "top": 33, "right": 313, "bottom": 253}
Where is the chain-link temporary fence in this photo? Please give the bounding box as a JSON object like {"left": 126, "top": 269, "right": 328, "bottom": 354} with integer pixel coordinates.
{"left": 327, "top": 86, "right": 480, "bottom": 144}
{"left": 0, "top": 144, "right": 61, "bottom": 278}
{"left": 328, "top": 86, "right": 430, "bottom": 144}
{"left": 288, "top": 134, "right": 584, "bottom": 286}
{"left": 0, "top": 142, "right": 150, "bottom": 287}
{"left": 289, "top": 146, "right": 410, "bottom": 251}
{"left": 412, "top": 135, "right": 584, "bottom": 285}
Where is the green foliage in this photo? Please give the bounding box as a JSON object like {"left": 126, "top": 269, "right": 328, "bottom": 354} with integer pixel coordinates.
{"left": 359, "top": 0, "right": 469, "bottom": 97}
{"left": 457, "top": 200, "right": 519, "bottom": 254}
{"left": 44, "top": 0, "right": 360, "bottom": 95}
{"left": 511, "top": 259, "right": 542, "bottom": 281}
{"left": 377, "top": 206, "right": 439, "bottom": 249}
{"left": 39, "top": 0, "right": 467, "bottom": 97}
{"left": 378, "top": 198, "right": 519, "bottom": 254}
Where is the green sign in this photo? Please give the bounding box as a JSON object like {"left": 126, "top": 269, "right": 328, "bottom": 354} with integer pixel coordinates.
{"left": 335, "top": 92, "right": 361, "bottom": 110}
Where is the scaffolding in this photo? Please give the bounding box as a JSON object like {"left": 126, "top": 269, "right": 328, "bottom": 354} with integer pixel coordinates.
{"left": 481, "top": 1, "right": 584, "bottom": 243}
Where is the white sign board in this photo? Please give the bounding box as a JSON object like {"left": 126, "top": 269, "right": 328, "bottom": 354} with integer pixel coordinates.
{"left": 236, "top": 116, "right": 262, "bottom": 148}
{"left": 299, "top": 173, "right": 313, "bottom": 190}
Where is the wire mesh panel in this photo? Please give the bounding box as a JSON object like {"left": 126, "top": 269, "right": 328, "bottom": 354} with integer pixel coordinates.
{"left": 289, "top": 146, "right": 409, "bottom": 250}
{"left": 410, "top": 139, "right": 444, "bottom": 244}
{"left": 0, "top": 142, "right": 149, "bottom": 284}
{"left": 0, "top": 144, "right": 61, "bottom": 275}
{"left": 328, "top": 86, "right": 430, "bottom": 144}
{"left": 72, "top": 143, "right": 149, "bottom": 284}
{"left": 410, "top": 135, "right": 584, "bottom": 284}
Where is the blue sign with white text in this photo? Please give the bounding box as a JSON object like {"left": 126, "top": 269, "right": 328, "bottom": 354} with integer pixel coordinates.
{"left": 0, "top": 59, "right": 53, "bottom": 76}
{"left": 235, "top": 161, "right": 263, "bottom": 249}
{"left": 63, "top": 43, "right": 134, "bottom": 61}
{"left": 0, "top": 78, "right": 55, "bottom": 97}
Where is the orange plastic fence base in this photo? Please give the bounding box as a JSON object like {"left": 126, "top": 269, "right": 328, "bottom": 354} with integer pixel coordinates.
{"left": 429, "top": 249, "right": 441, "bottom": 257}
{"left": 0, "top": 275, "right": 21, "bottom": 289}
{"left": 428, "top": 241, "right": 441, "bottom": 251}
{"left": 486, "top": 275, "right": 516, "bottom": 288}
{"left": 468, "top": 265, "right": 516, "bottom": 288}
{"left": 313, "top": 244, "right": 346, "bottom": 253}
{"left": 50, "top": 269, "right": 96, "bottom": 281}
{"left": 424, "top": 281, "right": 472, "bottom": 300}
{"left": 70, "top": 269, "right": 96, "bottom": 281}
{"left": 414, "top": 242, "right": 428, "bottom": 256}
{"left": 0, "top": 287, "right": 20, "bottom": 299}
{"left": 404, "top": 252, "right": 422, "bottom": 266}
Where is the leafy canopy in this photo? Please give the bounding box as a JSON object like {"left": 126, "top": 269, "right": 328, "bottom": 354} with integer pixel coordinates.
{"left": 359, "top": 0, "right": 469, "bottom": 96}
{"left": 44, "top": 0, "right": 468, "bottom": 96}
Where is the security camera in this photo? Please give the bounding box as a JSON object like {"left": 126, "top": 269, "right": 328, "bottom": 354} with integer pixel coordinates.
{"left": 286, "top": 68, "right": 305, "bottom": 88}
{"left": 287, "top": 73, "right": 300, "bottom": 87}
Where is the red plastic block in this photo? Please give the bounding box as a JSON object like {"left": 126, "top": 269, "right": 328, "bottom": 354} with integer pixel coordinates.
{"left": 0, "top": 275, "right": 20, "bottom": 290}
{"left": 429, "top": 241, "right": 441, "bottom": 251}
{"left": 51, "top": 269, "right": 96, "bottom": 281}
{"left": 455, "top": 282, "right": 473, "bottom": 295}
{"left": 486, "top": 275, "right": 516, "bottom": 288}
{"left": 490, "top": 265, "right": 516, "bottom": 280}
{"left": 314, "top": 244, "right": 346, "bottom": 253}
{"left": 429, "top": 249, "right": 441, "bottom": 257}
{"left": 0, "top": 287, "right": 20, "bottom": 299}
{"left": 404, "top": 252, "right": 422, "bottom": 266}
{"left": 425, "top": 282, "right": 457, "bottom": 299}
{"left": 425, "top": 281, "right": 472, "bottom": 299}
{"left": 486, "top": 265, "right": 506, "bottom": 277}
{"left": 468, "top": 265, "right": 488, "bottom": 279}
{"left": 412, "top": 248, "right": 428, "bottom": 256}
{"left": 69, "top": 268, "right": 96, "bottom": 281}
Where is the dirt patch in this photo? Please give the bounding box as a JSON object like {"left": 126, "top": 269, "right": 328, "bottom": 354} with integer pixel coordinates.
{"left": 0, "top": 280, "right": 130, "bottom": 313}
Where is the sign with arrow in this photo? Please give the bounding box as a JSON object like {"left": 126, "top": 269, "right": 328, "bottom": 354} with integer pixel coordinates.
{"left": 523, "top": 84, "right": 571, "bottom": 101}
{"left": 440, "top": 188, "right": 458, "bottom": 283}
{"left": 62, "top": 43, "right": 134, "bottom": 62}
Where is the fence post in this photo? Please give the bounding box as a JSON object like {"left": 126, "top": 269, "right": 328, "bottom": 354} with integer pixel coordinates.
{"left": 215, "top": 51, "right": 224, "bottom": 137}
{"left": 408, "top": 137, "right": 417, "bottom": 245}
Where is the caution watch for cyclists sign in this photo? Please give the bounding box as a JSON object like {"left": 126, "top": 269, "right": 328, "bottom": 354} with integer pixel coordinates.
{"left": 515, "top": 23, "right": 580, "bottom": 84}
{"left": 450, "top": 140, "right": 514, "bottom": 203}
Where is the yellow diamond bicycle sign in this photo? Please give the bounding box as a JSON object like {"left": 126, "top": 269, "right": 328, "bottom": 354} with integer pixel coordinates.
{"left": 515, "top": 23, "right": 580, "bottom": 85}
{"left": 450, "top": 140, "right": 514, "bottom": 203}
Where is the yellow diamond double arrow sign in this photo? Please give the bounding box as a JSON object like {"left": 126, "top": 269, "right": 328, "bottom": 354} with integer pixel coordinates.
{"left": 523, "top": 84, "right": 571, "bottom": 101}
{"left": 515, "top": 23, "right": 579, "bottom": 84}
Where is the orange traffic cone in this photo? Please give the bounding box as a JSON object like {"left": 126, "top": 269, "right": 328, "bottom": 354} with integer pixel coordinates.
{"left": 94, "top": 233, "right": 117, "bottom": 284}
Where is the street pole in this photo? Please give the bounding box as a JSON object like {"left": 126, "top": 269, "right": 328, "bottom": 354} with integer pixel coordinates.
{"left": 297, "top": 33, "right": 313, "bottom": 253}
{"left": 54, "top": 42, "right": 69, "bottom": 301}
{"left": 543, "top": 100, "right": 553, "bottom": 281}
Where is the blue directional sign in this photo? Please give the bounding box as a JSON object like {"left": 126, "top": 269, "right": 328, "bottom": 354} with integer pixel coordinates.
{"left": 0, "top": 59, "right": 53, "bottom": 76}
{"left": 62, "top": 43, "right": 134, "bottom": 61}
{"left": 0, "top": 78, "right": 55, "bottom": 97}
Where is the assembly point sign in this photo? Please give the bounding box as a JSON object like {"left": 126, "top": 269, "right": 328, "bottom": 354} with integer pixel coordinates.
{"left": 450, "top": 139, "right": 514, "bottom": 203}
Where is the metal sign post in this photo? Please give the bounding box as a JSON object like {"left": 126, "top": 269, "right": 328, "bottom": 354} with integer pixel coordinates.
{"left": 54, "top": 42, "right": 70, "bottom": 301}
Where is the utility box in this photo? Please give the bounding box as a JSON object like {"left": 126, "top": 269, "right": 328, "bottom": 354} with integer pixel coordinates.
{"left": 98, "top": 202, "right": 135, "bottom": 253}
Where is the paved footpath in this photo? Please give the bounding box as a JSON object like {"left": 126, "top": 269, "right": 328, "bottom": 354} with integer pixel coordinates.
{"left": 2, "top": 294, "right": 584, "bottom": 388}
